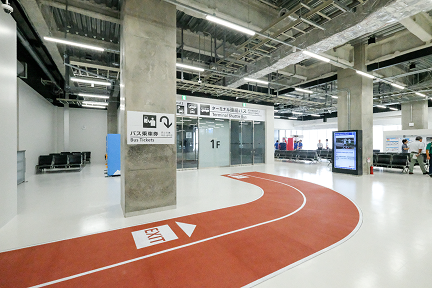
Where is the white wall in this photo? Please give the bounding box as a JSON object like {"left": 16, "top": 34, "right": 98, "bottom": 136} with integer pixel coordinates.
{"left": 69, "top": 108, "right": 107, "bottom": 164}
{"left": 18, "top": 79, "right": 56, "bottom": 175}
{"left": 0, "top": 12, "right": 17, "bottom": 228}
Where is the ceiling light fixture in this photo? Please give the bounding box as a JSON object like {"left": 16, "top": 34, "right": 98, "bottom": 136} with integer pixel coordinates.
{"left": 390, "top": 83, "right": 405, "bottom": 90}
{"left": 310, "top": 114, "right": 321, "bottom": 117}
{"left": 77, "top": 93, "right": 109, "bottom": 99}
{"left": 331, "top": 95, "right": 338, "bottom": 99}
{"left": 82, "top": 101, "right": 108, "bottom": 106}
{"left": 274, "top": 116, "right": 281, "bottom": 118}
{"left": 176, "top": 63, "right": 205, "bottom": 72}
{"left": 288, "top": 117, "right": 298, "bottom": 120}
{"left": 244, "top": 77, "right": 269, "bottom": 85}
{"left": 302, "top": 50, "right": 331, "bottom": 63}
{"left": 82, "top": 104, "right": 106, "bottom": 109}
{"left": 292, "top": 111, "right": 303, "bottom": 115}
{"left": 356, "top": 70, "right": 375, "bottom": 79}
{"left": 389, "top": 107, "right": 398, "bottom": 111}
{"left": 206, "top": 15, "right": 255, "bottom": 36}
{"left": 415, "top": 92, "right": 426, "bottom": 97}
{"left": 44, "top": 37, "right": 104, "bottom": 51}
{"left": 295, "top": 87, "right": 314, "bottom": 94}
{"left": 70, "top": 77, "right": 111, "bottom": 86}
{"left": 376, "top": 105, "right": 386, "bottom": 108}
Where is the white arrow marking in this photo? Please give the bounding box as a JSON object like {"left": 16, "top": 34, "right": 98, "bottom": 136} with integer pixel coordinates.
{"left": 176, "top": 222, "right": 196, "bottom": 237}
{"left": 228, "top": 174, "right": 249, "bottom": 179}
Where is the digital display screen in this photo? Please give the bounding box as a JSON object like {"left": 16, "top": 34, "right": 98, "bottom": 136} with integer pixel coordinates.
{"left": 334, "top": 131, "right": 357, "bottom": 170}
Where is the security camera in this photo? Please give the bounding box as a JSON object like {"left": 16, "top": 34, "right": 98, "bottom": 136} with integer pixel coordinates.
{"left": 197, "top": 79, "right": 202, "bottom": 84}
{"left": 2, "top": 1, "right": 13, "bottom": 14}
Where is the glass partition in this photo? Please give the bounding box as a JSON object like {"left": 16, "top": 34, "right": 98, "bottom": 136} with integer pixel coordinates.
{"left": 198, "top": 118, "right": 230, "bottom": 168}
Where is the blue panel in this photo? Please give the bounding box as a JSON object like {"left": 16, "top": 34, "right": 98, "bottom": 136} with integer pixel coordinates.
{"left": 107, "top": 134, "right": 121, "bottom": 176}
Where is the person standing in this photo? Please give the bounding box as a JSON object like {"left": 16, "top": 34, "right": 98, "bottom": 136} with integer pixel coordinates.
{"left": 325, "top": 139, "right": 329, "bottom": 149}
{"left": 294, "top": 141, "right": 298, "bottom": 150}
{"left": 401, "top": 139, "right": 409, "bottom": 153}
{"left": 274, "top": 140, "right": 279, "bottom": 150}
{"left": 298, "top": 140, "right": 303, "bottom": 150}
{"left": 408, "top": 136, "right": 427, "bottom": 175}
{"left": 426, "top": 139, "right": 432, "bottom": 177}
{"left": 317, "top": 139, "right": 323, "bottom": 150}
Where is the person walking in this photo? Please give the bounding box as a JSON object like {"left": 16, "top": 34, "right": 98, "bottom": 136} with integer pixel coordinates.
{"left": 401, "top": 139, "right": 409, "bottom": 153}
{"left": 317, "top": 139, "right": 323, "bottom": 150}
{"left": 426, "top": 139, "right": 432, "bottom": 177}
{"left": 408, "top": 136, "right": 427, "bottom": 175}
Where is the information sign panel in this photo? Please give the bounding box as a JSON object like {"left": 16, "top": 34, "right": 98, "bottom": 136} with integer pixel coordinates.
{"left": 332, "top": 130, "right": 363, "bottom": 175}
{"left": 127, "top": 111, "right": 175, "bottom": 144}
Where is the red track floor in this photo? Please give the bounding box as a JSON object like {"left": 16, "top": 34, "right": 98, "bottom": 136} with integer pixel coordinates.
{"left": 0, "top": 172, "right": 361, "bottom": 287}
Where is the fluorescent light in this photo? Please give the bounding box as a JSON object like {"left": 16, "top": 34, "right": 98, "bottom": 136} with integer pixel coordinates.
{"left": 206, "top": 15, "right": 255, "bottom": 36}
{"left": 82, "top": 104, "right": 106, "bottom": 109}
{"left": 274, "top": 116, "right": 281, "bottom": 118}
{"left": 376, "top": 105, "right": 386, "bottom": 108}
{"left": 331, "top": 95, "right": 338, "bottom": 99}
{"left": 415, "top": 92, "right": 426, "bottom": 97}
{"left": 176, "top": 63, "right": 204, "bottom": 72}
{"left": 77, "top": 93, "right": 109, "bottom": 99}
{"left": 82, "top": 101, "right": 108, "bottom": 106}
{"left": 292, "top": 111, "right": 303, "bottom": 115}
{"left": 295, "top": 87, "right": 313, "bottom": 94}
{"left": 71, "top": 77, "right": 111, "bottom": 86}
{"left": 288, "top": 117, "right": 298, "bottom": 120}
{"left": 390, "top": 83, "right": 405, "bottom": 89}
{"left": 44, "top": 37, "right": 104, "bottom": 51}
{"left": 356, "top": 70, "right": 375, "bottom": 79}
{"left": 310, "top": 114, "right": 321, "bottom": 117}
{"left": 302, "top": 50, "right": 331, "bottom": 63}
{"left": 389, "top": 107, "right": 398, "bottom": 111}
{"left": 244, "top": 77, "right": 269, "bottom": 85}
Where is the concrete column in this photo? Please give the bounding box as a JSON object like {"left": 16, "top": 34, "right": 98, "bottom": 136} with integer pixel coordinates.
{"left": 337, "top": 44, "right": 373, "bottom": 175}
{"left": 401, "top": 100, "right": 428, "bottom": 130}
{"left": 120, "top": 0, "right": 177, "bottom": 216}
{"left": 107, "top": 104, "right": 118, "bottom": 134}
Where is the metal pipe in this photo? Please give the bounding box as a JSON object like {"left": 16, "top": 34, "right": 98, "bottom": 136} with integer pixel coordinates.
{"left": 17, "top": 29, "right": 62, "bottom": 90}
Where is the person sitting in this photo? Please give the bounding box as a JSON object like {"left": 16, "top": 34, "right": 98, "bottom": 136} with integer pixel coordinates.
{"left": 401, "top": 139, "right": 409, "bottom": 153}
{"left": 317, "top": 139, "right": 323, "bottom": 150}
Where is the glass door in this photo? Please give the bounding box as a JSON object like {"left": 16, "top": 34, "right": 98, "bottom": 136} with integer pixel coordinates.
{"left": 176, "top": 117, "right": 198, "bottom": 169}
{"left": 253, "top": 121, "right": 265, "bottom": 164}
{"left": 241, "top": 121, "right": 253, "bottom": 165}
{"left": 182, "top": 117, "right": 198, "bottom": 169}
{"left": 176, "top": 118, "right": 183, "bottom": 169}
{"left": 230, "top": 120, "right": 254, "bottom": 165}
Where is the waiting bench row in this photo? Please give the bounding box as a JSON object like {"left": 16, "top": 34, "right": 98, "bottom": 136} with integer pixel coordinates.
{"left": 36, "top": 152, "right": 91, "bottom": 173}
{"left": 274, "top": 150, "right": 327, "bottom": 163}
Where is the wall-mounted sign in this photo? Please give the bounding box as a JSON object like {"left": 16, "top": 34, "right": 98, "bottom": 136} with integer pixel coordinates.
{"left": 176, "top": 101, "right": 265, "bottom": 121}
{"left": 127, "top": 111, "right": 175, "bottom": 144}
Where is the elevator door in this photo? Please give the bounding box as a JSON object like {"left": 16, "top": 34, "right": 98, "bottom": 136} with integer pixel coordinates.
{"left": 176, "top": 117, "right": 198, "bottom": 169}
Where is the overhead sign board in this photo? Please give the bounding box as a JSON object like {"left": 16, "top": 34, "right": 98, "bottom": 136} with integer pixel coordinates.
{"left": 176, "top": 101, "right": 265, "bottom": 121}
{"left": 127, "top": 111, "right": 175, "bottom": 145}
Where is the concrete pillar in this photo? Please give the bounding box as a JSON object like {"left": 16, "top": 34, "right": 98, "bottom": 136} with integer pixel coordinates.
{"left": 401, "top": 100, "right": 428, "bottom": 130}
{"left": 337, "top": 44, "right": 373, "bottom": 175}
{"left": 120, "top": 0, "right": 177, "bottom": 216}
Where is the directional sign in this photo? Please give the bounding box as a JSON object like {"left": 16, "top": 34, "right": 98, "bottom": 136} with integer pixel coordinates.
{"left": 132, "top": 225, "right": 178, "bottom": 249}
{"left": 127, "top": 111, "right": 175, "bottom": 144}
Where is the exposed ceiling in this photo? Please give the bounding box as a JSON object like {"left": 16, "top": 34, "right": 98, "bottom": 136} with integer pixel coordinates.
{"left": 12, "top": 0, "right": 432, "bottom": 118}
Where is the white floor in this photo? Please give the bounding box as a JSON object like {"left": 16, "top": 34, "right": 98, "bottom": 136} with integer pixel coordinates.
{"left": 1, "top": 162, "right": 432, "bottom": 287}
